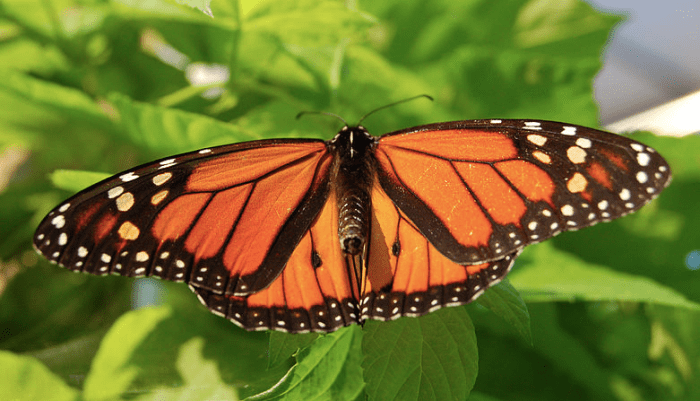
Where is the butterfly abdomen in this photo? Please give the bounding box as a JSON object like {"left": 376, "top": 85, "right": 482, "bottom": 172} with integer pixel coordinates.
{"left": 329, "top": 126, "right": 378, "bottom": 256}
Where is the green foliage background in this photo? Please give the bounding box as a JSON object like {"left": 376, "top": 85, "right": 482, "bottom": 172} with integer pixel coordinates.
{"left": 0, "top": 0, "right": 699, "bottom": 400}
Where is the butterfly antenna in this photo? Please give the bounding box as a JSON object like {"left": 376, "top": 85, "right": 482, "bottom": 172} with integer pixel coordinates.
{"left": 357, "top": 94, "right": 434, "bottom": 125}
{"left": 296, "top": 110, "right": 348, "bottom": 126}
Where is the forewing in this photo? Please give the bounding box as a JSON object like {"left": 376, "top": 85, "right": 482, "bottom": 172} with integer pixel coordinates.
{"left": 33, "top": 139, "right": 333, "bottom": 298}
{"left": 375, "top": 119, "right": 671, "bottom": 265}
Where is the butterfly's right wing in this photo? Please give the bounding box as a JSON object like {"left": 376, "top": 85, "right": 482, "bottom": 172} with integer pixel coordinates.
{"left": 360, "top": 182, "right": 520, "bottom": 322}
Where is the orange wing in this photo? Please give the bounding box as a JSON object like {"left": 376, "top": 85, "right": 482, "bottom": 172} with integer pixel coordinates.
{"left": 193, "top": 182, "right": 520, "bottom": 331}
{"left": 33, "top": 139, "right": 333, "bottom": 307}
{"left": 360, "top": 183, "right": 519, "bottom": 321}
{"left": 192, "top": 186, "right": 362, "bottom": 332}
{"left": 374, "top": 120, "right": 671, "bottom": 265}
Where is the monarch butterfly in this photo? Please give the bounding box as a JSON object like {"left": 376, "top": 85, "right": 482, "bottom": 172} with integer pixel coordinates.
{"left": 33, "top": 118, "right": 671, "bottom": 333}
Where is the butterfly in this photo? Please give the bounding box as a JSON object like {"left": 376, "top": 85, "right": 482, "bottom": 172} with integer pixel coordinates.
{"left": 33, "top": 118, "right": 671, "bottom": 333}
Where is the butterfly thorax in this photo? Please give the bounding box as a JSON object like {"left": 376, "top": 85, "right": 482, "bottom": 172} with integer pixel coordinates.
{"left": 328, "top": 126, "right": 378, "bottom": 256}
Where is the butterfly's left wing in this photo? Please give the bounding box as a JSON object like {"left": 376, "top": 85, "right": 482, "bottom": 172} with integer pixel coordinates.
{"left": 374, "top": 119, "right": 671, "bottom": 265}
{"left": 193, "top": 186, "right": 362, "bottom": 332}
{"left": 33, "top": 139, "right": 335, "bottom": 303}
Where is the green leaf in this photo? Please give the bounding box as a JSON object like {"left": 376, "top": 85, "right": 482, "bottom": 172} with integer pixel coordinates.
{"left": 363, "top": 0, "right": 619, "bottom": 124}
{"left": 0, "top": 187, "right": 54, "bottom": 259}
{"left": 109, "top": 93, "right": 260, "bottom": 153}
{"left": 362, "top": 307, "right": 478, "bottom": 401}
{"left": 0, "top": 70, "right": 112, "bottom": 128}
{"left": 49, "top": 170, "right": 110, "bottom": 193}
{"left": 339, "top": 46, "right": 434, "bottom": 127}
{"left": 169, "top": 0, "right": 214, "bottom": 17}
{"left": 112, "top": 0, "right": 214, "bottom": 22}
{"left": 83, "top": 306, "right": 172, "bottom": 400}
{"left": 0, "top": 351, "right": 79, "bottom": 401}
{"left": 527, "top": 303, "right": 616, "bottom": 400}
{"left": 475, "top": 279, "right": 532, "bottom": 345}
{"left": 135, "top": 337, "right": 238, "bottom": 401}
{"left": 511, "top": 243, "right": 700, "bottom": 310}
{"left": 250, "top": 326, "right": 364, "bottom": 400}
{"left": 0, "top": 33, "right": 68, "bottom": 74}
{"left": 243, "top": 0, "right": 373, "bottom": 46}
{"left": 645, "top": 305, "right": 700, "bottom": 399}
{"left": 267, "top": 331, "right": 319, "bottom": 368}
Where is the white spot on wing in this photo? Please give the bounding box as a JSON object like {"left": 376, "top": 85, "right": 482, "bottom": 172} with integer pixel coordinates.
{"left": 561, "top": 204, "right": 575, "bottom": 216}
{"left": 561, "top": 126, "right": 577, "bottom": 136}
{"left": 153, "top": 172, "right": 173, "bottom": 186}
{"left": 118, "top": 221, "right": 140, "bottom": 240}
{"left": 119, "top": 172, "right": 139, "bottom": 182}
{"left": 636, "top": 171, "right": 648, "bottom": 184}
{"left": 51, "top": 215, "right": 66, "bottom": 229}
{"left": 116, "top": 192, "right": 135, "bottom": 212}
{"left": 524, "top": 121, "right": 542, "bottom": 130}
{"left": 637, "top": 153, "right": 650, "bottom": 166}
{"left": 108, "top": 186, "right": 124, "bottom": 199}
{"left": 151, "top": 190, "right": 168, "bottom": 205}
{"left": 567, "top": 173, "right": 587, "bottom": 193}
{"left": 527, "top": 134, "right": 547, "bottom": 146}
{"left": 575, "top": 138, "right": 592, "bottom": 148}
{"left": 630, "top": 143, "right": 644, "bottom": 152}
{"left": 567, "top": 146, "right": 587, "bottom": 164}
{"left": 619, "top": 188, "right": 631, "bottom": 201}
{"left": 532, "top": 151, "right": 551, "bottom": 164}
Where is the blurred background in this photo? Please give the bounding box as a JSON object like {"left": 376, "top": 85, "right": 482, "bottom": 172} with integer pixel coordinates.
{"left": 588, "top": 0, "right": 700, "bottom": 135}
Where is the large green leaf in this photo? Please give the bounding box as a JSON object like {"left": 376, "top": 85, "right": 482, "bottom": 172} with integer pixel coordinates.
{"left": 362, "top": 308, "right": 478, "bottom": 401}
{"left": 512, "top": 243, "right": 700, "bottom": 310}
{"left": 251, "top": 327, "right": 364, "bottom": 401}
{"left": 0, "top": 351, "right": 79, "bottom": 401}
{"left": 83, "top": 307, "right": 173, "bottom": 400}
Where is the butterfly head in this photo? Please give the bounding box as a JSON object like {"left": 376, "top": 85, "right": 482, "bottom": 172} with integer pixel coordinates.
{"left": 329, "top": 125, "right": 377, "bottom": 163}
